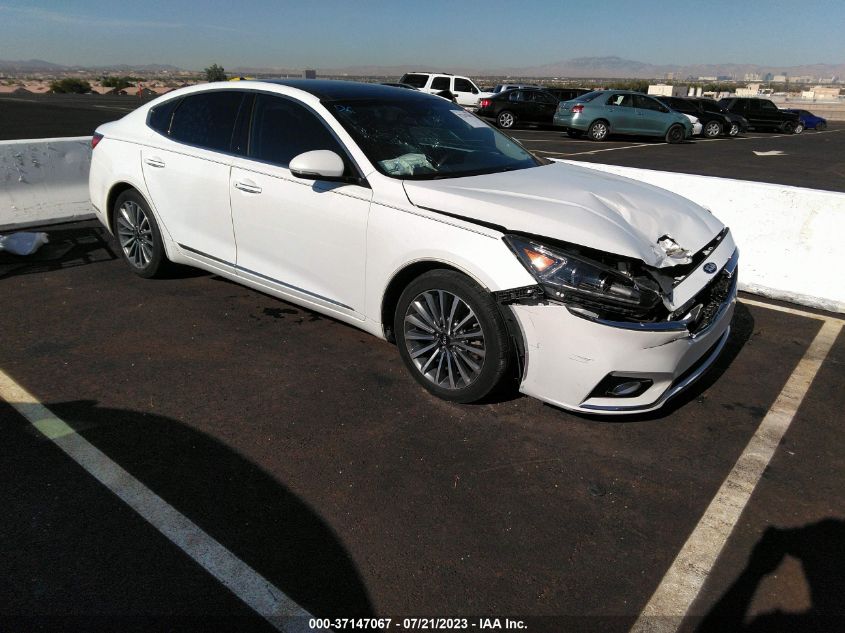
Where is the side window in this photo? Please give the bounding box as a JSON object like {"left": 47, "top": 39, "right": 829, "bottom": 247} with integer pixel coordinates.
{"left": 760, "top": 100, "right": 778, "bottom": 112}
{"left": 454, "top": 78, "right": 474, "bottom": 93}
{"left": 607, "top": 94, "right": 633, "bottom": 107}
{"left": 147, "top": 97, "right": 181, "bottom": 135}
{"left": 169, "top": 91, "right": 244, "bottom": 152}
{"left": 249, "top": 94, "right": 344, "bottom": 169}
{"left": 431, "top": 76, "right": 450, "bottom": 91}
{"left": 634, "top": 95, "right": 664, "bottom": 111}
{"left": 508, "top": 91, "right": 523, "bottom": 102}
{"left": 538, "top": 92, "right": 557, "bottom": 104}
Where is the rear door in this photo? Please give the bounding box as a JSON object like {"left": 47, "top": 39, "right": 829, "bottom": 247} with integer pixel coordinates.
{"left": 530, "top": 91, "right": 559, "bottom": 124}
{"left": 141, "top": 90, "right": 245, "bottom": 265}
{"left": 604, "top": 93, "right": 637, "bottom": 133}
{"left": 452, "top": 77, "right": 480, "bottom": 108}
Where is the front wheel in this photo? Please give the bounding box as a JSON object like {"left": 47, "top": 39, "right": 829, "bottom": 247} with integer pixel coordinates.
{"left": 394, "top": 270, "right": 512, "bottom": 403}
{"left": 665, "top": 124, "right": 685, "bottom": 144}
{"left": 729, "top": 122, "right": 740, "bottom": 136}
{"left": 497, "top": 110, "right": 516, "bottom": 129}
{"left": 703, "top": 120, "right": 722, "bottom": 138}
{"left": 112, "top": 189, "right": 171, "bottom": 278}
{"left": 793, "top": 122, "right": 804, "bottom": 134}
{"left": 782, "top": 121, "right": 796, "bottom": 134}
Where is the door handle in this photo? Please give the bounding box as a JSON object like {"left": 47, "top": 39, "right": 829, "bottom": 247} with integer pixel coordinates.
{"left": 144, "top": 157, "right": 165, "bottom": 168}
{"left": 234, "top": 180, "right": 262, "bottom": 194}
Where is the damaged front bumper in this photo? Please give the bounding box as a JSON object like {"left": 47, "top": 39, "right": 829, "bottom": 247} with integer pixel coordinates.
{"left": 508, "top": 246, "right": 738, "bottom": 415}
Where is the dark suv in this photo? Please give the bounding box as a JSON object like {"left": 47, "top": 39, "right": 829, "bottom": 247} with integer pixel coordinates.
{"left": 654, "top": 96, "right": 734, "bottom": 138}
{"left": 717, "top": 98, "right": 802, "bottom": 134}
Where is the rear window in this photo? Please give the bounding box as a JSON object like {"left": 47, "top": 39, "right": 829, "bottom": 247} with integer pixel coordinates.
{"left": 400, "top": 74, "right": 428, "bottom": 89}
{"left": 147, "top": 97, "right": 180, "bottom": 135}
{"left": 574, "top": 91, "right": 604, "bottom": 102}
{"left": 169, "top": 91, "right": 245, "bottom": 152}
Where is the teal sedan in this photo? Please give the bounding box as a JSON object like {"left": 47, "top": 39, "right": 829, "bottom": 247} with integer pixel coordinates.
{"left": 554, "top": 90, "right": 692, "bottom": 143}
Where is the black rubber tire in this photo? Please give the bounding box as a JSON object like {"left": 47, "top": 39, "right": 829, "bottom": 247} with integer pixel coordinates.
{"left": 394, "top": 270, "right": 511, "bottom": 403}
{"left": 817, "top": 122, "right": 827, "bottom": 131}
{"left": 793, "top": 122, "right": 804, "bottom": 134}
{"left": 782, "top": 121, "right": 796, "bottom": 134}
{"left": 665, "top": 124, "right": 685, "bottom": 144}
{"left": 497, "top": 110, "right": 516, "bottom": 129}
{"left": 566, "top": 129, "right": 584, "bottom": 138}
{"left": 703, "top": 120, "right": 722, "bottom": 138}
{"left": 586, "top": 120, "right": 609, "bottom": 141}
{"left": 112, "top": 189, "right": 171, "bottom": 278}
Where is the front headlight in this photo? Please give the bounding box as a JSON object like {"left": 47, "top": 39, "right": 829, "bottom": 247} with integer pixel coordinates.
{"left": 504, "top": 235, "right": 660, "bottom": 315}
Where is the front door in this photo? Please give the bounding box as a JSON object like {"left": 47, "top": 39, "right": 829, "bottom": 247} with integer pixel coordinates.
{"left": 229, "top": 93, "right": 371, "bottom": 318}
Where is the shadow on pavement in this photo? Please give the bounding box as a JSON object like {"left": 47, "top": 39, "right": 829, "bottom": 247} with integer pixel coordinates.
{"left": 0, "top": 223, "right": 117, "bottom": 279}
{"left": 696, "top": 519, "right": 845, "bottom": 633}
{"left": 32, "top": 399, "right": 374, "bottom": 621}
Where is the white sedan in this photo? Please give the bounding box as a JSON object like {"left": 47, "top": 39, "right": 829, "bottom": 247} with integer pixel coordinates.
{"left": 89, "top": 80, "right": 737, "bottom": 414}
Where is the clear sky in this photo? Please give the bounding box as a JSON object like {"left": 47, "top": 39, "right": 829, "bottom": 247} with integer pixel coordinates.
{"left": 0, "top": 0, "right": 842, "bottom": 70}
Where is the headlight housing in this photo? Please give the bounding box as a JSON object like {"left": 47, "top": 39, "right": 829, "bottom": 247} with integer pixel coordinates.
{"left": 504, "top": 235, "right": 661, "bottom": 317}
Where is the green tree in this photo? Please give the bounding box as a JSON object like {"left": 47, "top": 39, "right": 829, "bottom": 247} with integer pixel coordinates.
{"left": 101, "top": 76, "right": 140, "bottom": 90}
{"left": 204, "top": 63, "right": 226, "bottom": 82}
{"left": 49, "top": 78, "right": 92, "bottom": 94}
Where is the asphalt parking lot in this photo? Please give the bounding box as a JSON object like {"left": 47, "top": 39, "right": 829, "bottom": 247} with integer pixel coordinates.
{"left": 2, "top": 93, "right": 843, "bottom": 192}
{"left": 1, "top": 222, "right": 843, "bottom": 631}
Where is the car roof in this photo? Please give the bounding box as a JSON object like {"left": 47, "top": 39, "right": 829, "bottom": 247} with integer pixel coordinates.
{"left": 255, "top": 79, "right": 434, "bottom": 101}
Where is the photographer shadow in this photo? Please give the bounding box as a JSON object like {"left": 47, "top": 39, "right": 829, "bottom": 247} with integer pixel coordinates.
{"left": 697, "top": 518, "right": 845, "bottom": 633}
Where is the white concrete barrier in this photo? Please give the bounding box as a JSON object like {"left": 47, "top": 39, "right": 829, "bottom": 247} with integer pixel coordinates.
{"left": 562, "top": 161, "right": 845, "bottom": 313}
{"left": 0, "top": 136, "right": 94, "bottom": 230}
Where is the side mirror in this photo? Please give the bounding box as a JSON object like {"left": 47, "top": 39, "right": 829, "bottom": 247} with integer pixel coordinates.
{"left": 289, "top": 150, "right": 345, "bottom": 180}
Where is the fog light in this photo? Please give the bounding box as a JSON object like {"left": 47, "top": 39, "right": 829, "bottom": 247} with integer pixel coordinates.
{"left": 588, "top": 375, "right": 654, "bottom": 399}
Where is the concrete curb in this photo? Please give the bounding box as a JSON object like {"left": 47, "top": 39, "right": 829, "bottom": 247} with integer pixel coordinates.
{"left": 560, "top": 160, "right": 845, "bottom": 314}
{"left": 0, "top": 136, "right": 95, "bottom": 231}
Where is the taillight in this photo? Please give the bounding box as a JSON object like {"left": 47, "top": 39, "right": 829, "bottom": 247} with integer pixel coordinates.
{"left": 91, "top": 133, "right": 104, "bottom": 149}
{"left": 479, "top": 99, "right": 492, "bottom": 108}
{"left": 571, "top": 104, "right": 584, "bottom": 114}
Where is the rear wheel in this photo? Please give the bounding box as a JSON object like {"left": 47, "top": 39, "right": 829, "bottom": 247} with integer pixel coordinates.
{"left": 782, "top": 121, "right": 796, "bottom": 134}
{"left": 703, "top": 120, "right": 722, "bottom": 138}
{"left": 112, "top": 189, "right": 170, "bottom": 278}
{"left": 665, "top": 124, "right": 685, "bottom": 144}
{"left": 497, "top": 110, "right": 516, "bottom": 129}
{"left": 817, "top": 121, "right": 827, "bottom": 131}
{"left": 394, "top": 270, "right": 511, "bottom": 403}
{"left": 793, "top": 122, "right": 804, "bottom": 134}
{"left": 586, "top": 120, "right": 609, "bottom": 141}
{"left": 729, "top": 122, "right": 740, "bottom": 136}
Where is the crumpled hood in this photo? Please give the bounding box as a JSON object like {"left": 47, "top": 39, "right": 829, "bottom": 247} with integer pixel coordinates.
{"left": 402, "top": 162, "right": 725, "bottom": 267}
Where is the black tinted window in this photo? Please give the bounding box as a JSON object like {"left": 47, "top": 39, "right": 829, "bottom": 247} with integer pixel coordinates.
{"left": 508, "top": 91, "right": 523, "bottom": 102}
{"left": 249, "top": 94, "right": 343, "bottom": 168}
{"left": 760, "top": 100, "right": 778, "bottom": 112}
{"left": 431, "top": 76, "right": 450, "bottom": 91}
{"left": 454, "top": 78, "right": 474, "bottom": 92}
{"left": 147, "top": 97, "right": 180, "bottom": 135}
{"left": 635, "top": 95, "right": 665, "bottom": 111}
{"left": 169, "top": 91, "right": 244, "bottom": 152}
{"left": 400, "top": 74, "right": 428, "bottom": 88}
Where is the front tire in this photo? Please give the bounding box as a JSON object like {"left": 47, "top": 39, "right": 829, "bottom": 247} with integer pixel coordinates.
{"left": 586, "top": 120, "right": 609, "bottom": 141}
{"left": 394, "top": 270, "right": 511, "bottom": 403}
{"left": 703, "top": 120, "right": 722, "bottom": 138}
{"left": 665, "top": 124, "right": 685, "bottom": 144}
{"left": 782, "top": 121, "right": 796, "bottom": 134}
{"left": 729, "top": 122, "right": 740, "bottom": 136}
{"left": 497, "top": 110, "right": 516, "bottom": 129}
{"left": 112, "top": 189, "right": 170, "bottom": 278}
{"left": 793, "top": 122, "right": 804, "bottom": 134}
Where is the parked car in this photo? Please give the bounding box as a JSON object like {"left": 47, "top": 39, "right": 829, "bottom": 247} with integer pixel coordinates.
{"left": 492, "top": 83, "right": 542, "bottom": 93}
{"left": 381, "top": 82, "right": 419, "bottom": 90}
{"left": 654, "top": 96, "right": 734, "bottom": 138}
{"left": 782, "top": 108, "right": 828, "bottom": 131}
{"left": 717, "top": 97, "right": 802, "bottom": 133}
{"left": 696, "top": 98, "right": 748, "bottom": 136}
{"left": 89, "top": 80, "right": 737, "bottom": 414}
{"left": 544, "top": 88, "right": 591, "bottom": 102}
{"left": 399, "top": 72, "right": 492, "bottom": 110}
{"left": 554, "top": 90, "right": 693, "bottom": 143}
{"left": 477, "top": 88, "right": 560, "bottom": 129}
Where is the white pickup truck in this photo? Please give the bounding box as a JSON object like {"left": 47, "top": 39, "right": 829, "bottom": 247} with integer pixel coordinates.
{"left": 399, "top": 72, "right": 493, "bottom": 110}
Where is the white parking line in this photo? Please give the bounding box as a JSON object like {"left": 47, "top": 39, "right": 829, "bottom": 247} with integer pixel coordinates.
{"left": 629, "top": 302, "right": 842, "bottom": 633}
{"left": 0, "top": 370, "right": 312, "bottom": 632}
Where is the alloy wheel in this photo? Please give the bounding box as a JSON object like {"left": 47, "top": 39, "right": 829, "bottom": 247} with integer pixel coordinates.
{"left": 403, "top": 290, "right": 486, "bottom": 390}
{"left": 116, "top": 200, "right": 154, "bottom": 268}
{"left": 498, "top": 112, "right": 514, "bottom": 128}
{"left": 704, "top": 121, "right": 721, "bottom": 137}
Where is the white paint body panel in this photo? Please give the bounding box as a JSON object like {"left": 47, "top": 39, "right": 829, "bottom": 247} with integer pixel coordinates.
{"left": 89, "top": 80, "right": 736, "bottom": 413}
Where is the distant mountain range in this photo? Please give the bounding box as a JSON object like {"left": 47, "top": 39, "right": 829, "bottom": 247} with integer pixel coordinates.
{"left": 2, "top": 56, "right": 843, "bottom": 79}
